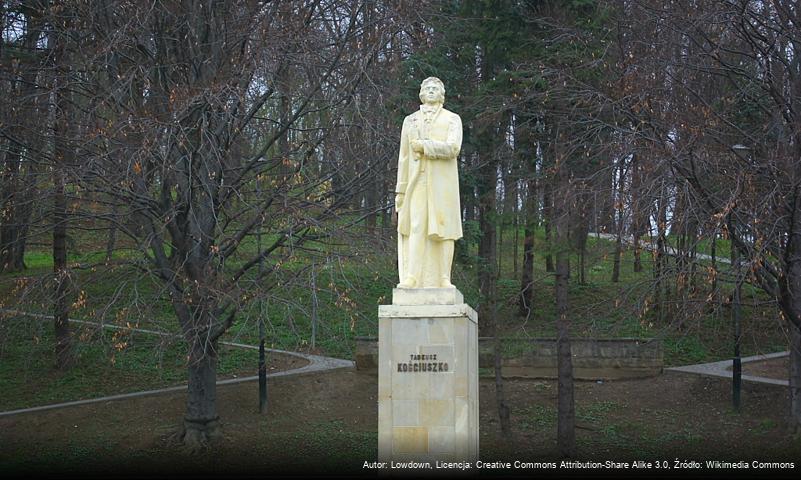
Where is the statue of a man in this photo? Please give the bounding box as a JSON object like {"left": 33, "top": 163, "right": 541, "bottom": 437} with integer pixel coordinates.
{"left": 395, "top": 77, "right": 463, "bottom": 289}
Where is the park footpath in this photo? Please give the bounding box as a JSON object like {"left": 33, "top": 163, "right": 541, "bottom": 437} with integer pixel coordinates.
{"left": 592, "top": 232, "right": 792, "bottom": 386}
{"left": 0, "top": 308, "right": 789, "bottom": 418}
{"left": 2, "top": 232, "right": 759, "bottom": 418}
{"left": 0, "top": 308, "right": 354, "bottom": 418}
{"left": 666, "top": 351, "right": 789, "bottom": 386}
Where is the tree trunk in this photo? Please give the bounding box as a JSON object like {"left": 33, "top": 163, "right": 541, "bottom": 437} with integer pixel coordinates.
{"left": 381, "top": 194, "right": 391, "bottom": 242}
{"left": 519, "top": 225, "right": 535, "bottom": 318}
{"left": 498, "top": 163, "right": 514, "bottom": 278}
{"left": 513, "top": 210, "right": 519, "bottom": 275}
{"left": 0, "top": 145, "right": 22, "bottom": 272}
{"left": 574, "top": 214, "right": 589, "bottom": 286}
{"left": 782, "top": 186, "right": 801, "bottom": 432}
{"left": 790, "top": 322, "right": 801, "bottom": 433}
{"left": 105, "top": 204, "right": 119, "bottom": 262}
{"left": 183, "top": 338, "right": 221, "bottom": 448}
{"left": 497, "top": 222, "right": 503, "bottom": 278}
{"left": 477, "top": 151, "right": 497, "bottom": 338}
{"left": 478, "top": 210, "right": 496, "bottom": 331}
{"left": 519, "top": 179, "right": 536, "bottom": 317}
{"left": 544, "top": 185, "right": 554, "bottom": 272}
{"left": 709, "top": 228, "right": 717, "bottom": 293}
{"left": 555, "top": 185, "right": 575, "bottom": 458}
{"left": 479, "top": 173, "right": 510, "bottom": 433}
{"left": 52, "top": 16, "right": 71, "bottom": 370}
{"left": 673, "top": 190, "right": 689, "bottom": 327}
{"left": 630, "top": 155, "right": 644, "bottom": 273}
{"left": 612, "top": 229, "right": 622, "bottom": 283}
{"left": 53, "top": 168, "right": 71, "bottom": 369}
{"left": 0, "top": 14, "right": 40, "bottom": 273}
{"left": 654, "top": 180, "right": 669, "bottom": 323}
{"left": 687, "top": 216, "right": 699, "bottom": 291}
{"left": 612, "top": 160, "right": 625, "bottom": 283}
{"left": 11, "top": 174, "right": 35, "bottom": 270}
{"left": 493, "top": 319, "right": 511, "bottom": 436}
{"left": 463, "top": 164, "right": 477, "bottom": 225}
{"left": 512, "top": 178, "right": 519, "bottom": 275}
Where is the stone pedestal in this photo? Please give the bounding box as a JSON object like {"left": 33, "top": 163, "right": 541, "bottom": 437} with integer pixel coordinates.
{"left": 377, "top": 288, "right": 478, "bottom": 462}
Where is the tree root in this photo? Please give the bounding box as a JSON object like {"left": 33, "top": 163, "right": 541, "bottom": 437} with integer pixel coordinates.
{"left": 790, "top": 420, "right": 801, "bottom": 440}
{"left": 165, "top": 417, "right": 222, "bottom": 455}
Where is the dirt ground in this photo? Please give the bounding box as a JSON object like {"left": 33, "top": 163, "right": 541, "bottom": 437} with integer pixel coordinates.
{"left": 1, "top": 368, "right": 800, "bottom": 478}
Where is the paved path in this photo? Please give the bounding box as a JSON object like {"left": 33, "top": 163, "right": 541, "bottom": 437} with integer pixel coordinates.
{"left": 0, "top": 308, "right": 354, "bottom": 418}
{"left": 592, "top": 232, "right": 730, "bottom": 264}
{"left": 666, "top": 351, "right": 789, "bottom": 386}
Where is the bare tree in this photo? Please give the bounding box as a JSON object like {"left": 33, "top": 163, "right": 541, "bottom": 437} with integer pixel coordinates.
{"left": 11, "top": 0, "right": 404, "bottom": 449}
{"left": 0, "top": 1, "right": 45, "bottom": 273}
{"left": 625, "top": 0, "right": 801, "bottom": 430}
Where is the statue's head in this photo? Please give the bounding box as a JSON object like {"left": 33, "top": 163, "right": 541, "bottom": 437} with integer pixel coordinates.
{"left": 419, "top": 77, "right": 445, "bottom": 106}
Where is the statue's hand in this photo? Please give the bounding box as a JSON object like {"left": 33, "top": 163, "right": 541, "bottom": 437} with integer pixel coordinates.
{"left": 410, "top": 139, "right": 424, "bottom": 154}
{"left": 395, "top": 193, "right": 404, "bottom": 210}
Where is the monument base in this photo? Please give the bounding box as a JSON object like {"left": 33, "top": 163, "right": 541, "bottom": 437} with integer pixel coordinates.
{"left": 377, "top": 288, "right": 478, "bottom": 462}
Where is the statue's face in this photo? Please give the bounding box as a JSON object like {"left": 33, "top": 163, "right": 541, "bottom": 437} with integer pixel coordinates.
{"left": 419, "top": 82, "right": 444, "bottom": 105}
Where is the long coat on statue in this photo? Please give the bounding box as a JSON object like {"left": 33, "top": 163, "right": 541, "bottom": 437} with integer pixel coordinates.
{"left": 396, "top": 106, "right": 463, "bottom": 241}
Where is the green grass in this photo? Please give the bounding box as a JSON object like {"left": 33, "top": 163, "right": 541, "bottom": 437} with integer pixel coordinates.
{"left": 518, "top": 400, "right": 624, "bottom": 431}
{"left": 660, "top": 234, "right": 733, "bottom": 258}
{"left": 754, "top": 419, "right": 777, "bottom": 435}
{"left": 0, "top": 317, "right": 264, "bottom": 410}
{"left": 485, "top": 226, "right": 786, "bottom": 366}
{"left": 577, "top": 400, "right": 623, "bottom": 423}
{"left": 518, "top": 404, "right": 557, "bottom": 429}
{"left": 0, "top": 221, "right": 790, "bottom": 408}
{"left": 663, "top": 336, "right": 711, "bottom": 364}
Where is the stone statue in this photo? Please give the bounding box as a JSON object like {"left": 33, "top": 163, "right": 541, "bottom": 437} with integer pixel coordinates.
{"left": 395, "top": 77, "right": 463, "bottom": 289}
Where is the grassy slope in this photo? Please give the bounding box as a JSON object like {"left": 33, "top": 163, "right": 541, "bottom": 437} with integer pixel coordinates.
{"left": 0, "top": 224, "right": 789, "bottom": 409}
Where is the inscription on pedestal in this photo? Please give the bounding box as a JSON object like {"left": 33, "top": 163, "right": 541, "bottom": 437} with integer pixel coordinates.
{"left": 378, "top": 288, "right": 478, "bottom": 462}
{"left": 397, "top": 353, "right": 450, "bottom": 373}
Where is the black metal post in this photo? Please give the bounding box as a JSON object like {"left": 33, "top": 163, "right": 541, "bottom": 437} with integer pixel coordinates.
{"left": 732, "top": 285, "right": 742, "bottom": 410}
{"left": 728, "top": 148, "right": 750, "bottom": 412}
{"left": 259, "top": 317, "right": 267, "bottom": 414}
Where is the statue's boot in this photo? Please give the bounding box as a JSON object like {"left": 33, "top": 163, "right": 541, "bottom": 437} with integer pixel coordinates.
{"left": 397, "top": 276, "right": 417, "bottom": 289}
